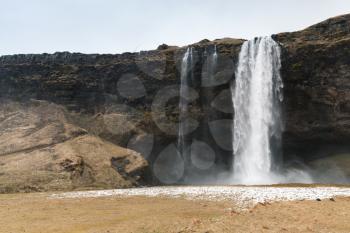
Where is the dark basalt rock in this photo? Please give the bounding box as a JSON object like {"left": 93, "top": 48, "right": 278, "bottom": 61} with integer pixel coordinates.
{"left": 0, "top": 14, "right": 349, "bottom": 185}
{"left": 274, "top": 14, "right": 350, "bottom": 161}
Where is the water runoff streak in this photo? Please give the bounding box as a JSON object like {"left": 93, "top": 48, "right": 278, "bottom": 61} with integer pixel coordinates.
{"left": 178, "top": 48, "right": 193, "bottom": 161}
{"left": 232, "top": 36, "right": 284, "bottom": 184}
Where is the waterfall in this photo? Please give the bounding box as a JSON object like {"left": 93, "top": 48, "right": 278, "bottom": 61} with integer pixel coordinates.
{"left": 178, "top": 48, "right": 193, "bottom": 160}
{"left": 213, "top": 45, "right": 218, "bottom": 66}
{"left": 232, "top": 36, "right": 284, "bottom": 184}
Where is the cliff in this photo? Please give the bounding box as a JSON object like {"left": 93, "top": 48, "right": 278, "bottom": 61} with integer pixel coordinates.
{"left": 274, "top": 14, "right": 350, "bottom": 160}
{"left": 0, "top": 14, "right": 349, "bottom": 190}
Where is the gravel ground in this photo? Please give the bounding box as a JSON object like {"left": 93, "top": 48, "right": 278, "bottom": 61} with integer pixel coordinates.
{"left": 50, "top": 186, "right": 350, "bottom": 209}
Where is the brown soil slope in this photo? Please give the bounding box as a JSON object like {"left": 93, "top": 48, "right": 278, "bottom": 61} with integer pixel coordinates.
{"left": 0, "top": 100, "right": 148, "bottom": 193}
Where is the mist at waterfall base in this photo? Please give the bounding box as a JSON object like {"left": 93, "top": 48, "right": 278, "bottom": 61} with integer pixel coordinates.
{"left": 173, "top": 37, "right": 349, "bottom": 186}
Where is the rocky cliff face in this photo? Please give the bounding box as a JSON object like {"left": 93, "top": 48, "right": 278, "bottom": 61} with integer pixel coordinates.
{"left": 274, "top": 14, "right": 350, "bottom": 161}
{"left": 0, "top": 37, "right": 245, "bottom": 184}
{"left": 0, "top": 14, "right": 349, "bottom": 188}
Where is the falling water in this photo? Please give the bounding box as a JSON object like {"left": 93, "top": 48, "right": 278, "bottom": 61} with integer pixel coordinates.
{"left": 213, "top": 45, "right": 218, "bottom": 65}
{"left": 202, "top": 45, "right": 218, "bottom": 87}
{"left": 232, "top": 37, "right": 284, "bottom": 184}
{"left": 178, "top": 48, "right": 193, "bottom": 160}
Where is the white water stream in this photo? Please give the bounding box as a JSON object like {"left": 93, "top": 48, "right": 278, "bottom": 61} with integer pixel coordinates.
{"left": 232, "top": 37, "right": 284, "bottom": 184}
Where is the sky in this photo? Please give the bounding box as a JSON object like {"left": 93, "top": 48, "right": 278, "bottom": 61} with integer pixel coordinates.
{"left": 1, "top": 0, "right": 350, "bottom": 55}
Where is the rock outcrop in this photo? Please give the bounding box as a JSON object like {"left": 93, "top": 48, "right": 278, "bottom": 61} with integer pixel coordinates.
{"left": 0, "top": 14, "right": 349, "bottom": 188}
{"left": 0, "top": 100, "right": 148, "bottom": 193}
{"left": 274, "top": 14, "right": 350, "bottom": 160}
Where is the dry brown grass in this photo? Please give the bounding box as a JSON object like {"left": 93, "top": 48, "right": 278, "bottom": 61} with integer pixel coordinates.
{"left": 0, "top": 192, "right": 350, "bottom": 233}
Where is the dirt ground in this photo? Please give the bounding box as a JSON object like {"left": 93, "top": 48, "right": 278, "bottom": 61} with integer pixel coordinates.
{"left": 0, "top": 192, "right": 350, "bottom": 233}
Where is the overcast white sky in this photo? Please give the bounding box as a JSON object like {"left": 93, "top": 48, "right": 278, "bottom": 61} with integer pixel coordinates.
{"left": 1, "top": 0, "right": 350, "bottom": 55}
